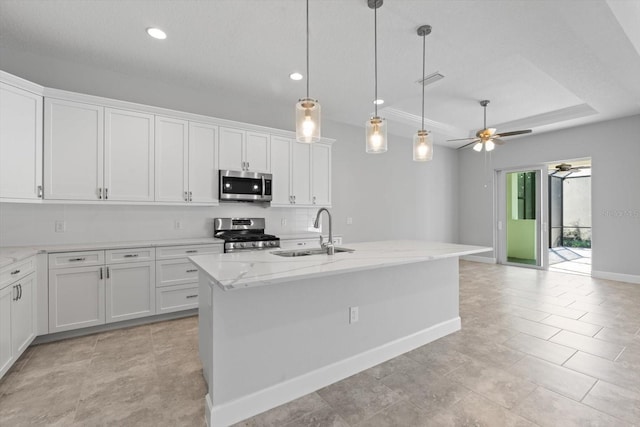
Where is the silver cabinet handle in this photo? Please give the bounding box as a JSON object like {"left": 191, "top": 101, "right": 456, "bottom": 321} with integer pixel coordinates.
{"left": 186, "top": 269, "right": 198, "bottom": 273}
{"left": 98, "top": 188, "right": 102, "bottom": 199}
{"left": 184, "top": 191, "right": 188, "bottom": 202}
{"left": 105, "top": 188, "right": 109, "bottom": 200}
{"left": 37, "top": 185, "right": 43, "bottom": 198}
{"left": 69, "top": 257, "right": 86, "bottom": 262}
{"left": 186, "top": 250, "right": 197, "bottom": 254}
{"left": 106, "top": 267, "right": 110, "bottom": 279}
{"left": 123, "top": 254, "right": 139, "bottom": 258}
{"left": 189, "top": 191, "right": 193, "bottom": 202}
{"left": 11, "top": 269, "right": 20, "bottom": 275}
{"left": 13, "top": 285, "right": 18, "bottom": 301}
{"left": 186, "top": 294, "right": 198, "bottom": 299}
{"left": 313, "top": 196, "right": 316, "bottom": 204}
{"left": 99, "top": 267, "right": 103, "bottom": 280}
{"left": 17, "top": 284, "right": 22, "bottom": 301}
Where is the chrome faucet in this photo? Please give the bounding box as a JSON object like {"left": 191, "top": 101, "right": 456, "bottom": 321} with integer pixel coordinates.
{"left": 313, "top": 208, "right": 334, "bottom": 255}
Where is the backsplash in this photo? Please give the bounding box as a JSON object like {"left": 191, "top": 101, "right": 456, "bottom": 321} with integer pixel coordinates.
{"left": 0, "top": 203, "right": 322, "bottom": 247}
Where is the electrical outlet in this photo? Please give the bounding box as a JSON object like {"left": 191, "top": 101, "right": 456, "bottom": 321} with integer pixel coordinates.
{"left": 281, "top": 218, "right": 287, "bottom": 226}
{"left": 347, "top": 217, "right": 353, "bottom": 225}
{"left": 349, "top": 306, "right": 359, "bottom": 324}
{"left": 55, "top": 220, "right": 66, "bottom": 233}
{"left": 174, "top": 220, "right": 184, "bottom": 230}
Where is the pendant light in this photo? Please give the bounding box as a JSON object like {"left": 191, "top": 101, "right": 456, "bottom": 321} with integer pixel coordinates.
{"left": 295, "top": 0, "right": 321, "bottom": 143}
{"left": 413, "top": 25, "right": 433, "bottom": 162}
{"left": 365, "top": 0, "right": 387, "bottom": 154}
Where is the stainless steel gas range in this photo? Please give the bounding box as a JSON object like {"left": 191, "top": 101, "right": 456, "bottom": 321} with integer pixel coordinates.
{"left": 213, "top": 218, "right": 280, "bottom": 253}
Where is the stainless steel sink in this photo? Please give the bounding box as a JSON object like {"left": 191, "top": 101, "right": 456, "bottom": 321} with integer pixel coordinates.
{"left": 271, "top": 247, "right": 355, "bottom": 257}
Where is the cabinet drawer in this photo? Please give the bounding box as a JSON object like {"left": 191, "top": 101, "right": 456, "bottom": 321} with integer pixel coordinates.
{"left": 1, "top": 256, "right": 36, "bottom": 289}
{"left": 105, "top": 247, "right": 155, "bottom": 264}
{"left": 156, "top": 244, "right": 221, "bottom": 260}
{"left": 48, "top": 251, "right": 104, "bottom": 269}
{"left": 156, "top": 258, "right": 199, "bottom": 287}
{"left": 156, "top": 283, "right": 199, "bottom": 314}
{"left": 279, "top": 239, "right": 318, "bottom": 250}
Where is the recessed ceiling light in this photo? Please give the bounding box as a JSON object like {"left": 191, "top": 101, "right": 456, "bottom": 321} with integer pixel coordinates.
{"left": 289, "top": 72, "right": 303, "bottom": 81}
{"left": 373, "top": 99, "right": 384, "bottom": 105}
{"left": 146, "top": 27, "right": 167, "bottom": 40}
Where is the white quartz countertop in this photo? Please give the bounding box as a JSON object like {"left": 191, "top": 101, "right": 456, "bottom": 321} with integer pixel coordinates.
{"left": 0, "top": 237, "right": 223, "bottom": 268}
{"left": 190, "top": 240, "right": 492, "bottom": 291}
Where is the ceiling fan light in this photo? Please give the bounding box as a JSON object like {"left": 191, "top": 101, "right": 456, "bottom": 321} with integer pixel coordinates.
{"left": 485, "top": 140, "right": 495, "bottom": 151}
{"left": 365, "top": 116, "right": 387, "bottom": 153}
{"left": 413, "top": 130, "right": 433, "bottom": 162}
{"left": 296, "top": 98, "right": 321, "bottom": 143}
{"left": 473, "top": 142, "right": 483, "bottom": 152}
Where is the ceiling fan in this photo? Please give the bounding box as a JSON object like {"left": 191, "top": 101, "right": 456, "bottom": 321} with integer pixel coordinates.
{"left": 450, "top": 100, "right": 532, "bottom": 151}
{"left": 550, "top": 163, "right": 583, "bottom": 175}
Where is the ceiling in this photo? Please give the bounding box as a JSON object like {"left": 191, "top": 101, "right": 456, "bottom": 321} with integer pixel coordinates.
{"left": 1, "top": 0, "right": 639, "bottom": 149}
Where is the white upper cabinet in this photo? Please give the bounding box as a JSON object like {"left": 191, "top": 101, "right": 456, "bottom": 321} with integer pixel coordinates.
{"left": 0, "top": 82, "right": 43, "bottom": 200}
{"left": 155, "top": 116, "right": 189, "bottom": 202}
{"left": 311, "top": 143, "right": 331, "bottom": 206}
{"left": 188, "top": 122, "right": 218, "bottom": 204}
{"left": 291, "top": 142, "right": 312, "bottom": 206}
{"left": 104, "top": 108, "right": 155, "bottom": 201}
{"left": 270, "top": 136, "right": 292, "bottom": 206}
{"left": 44, "top": 98, "right": 104, "bottom": 200}
{"left": 219, "top": 127, "right": 270, "bottom": 173}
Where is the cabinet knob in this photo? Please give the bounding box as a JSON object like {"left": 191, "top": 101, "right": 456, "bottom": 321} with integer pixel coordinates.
{"left": 105, "top": 188, "right": 109, "bottom": 200}
{"left": 98, "top": 188, "right": 102, "bottom": 200}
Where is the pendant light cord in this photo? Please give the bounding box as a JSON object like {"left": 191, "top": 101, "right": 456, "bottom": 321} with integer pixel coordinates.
{"left": 374, "top": 3, "right": 378, "bottom": 117}
{"left": 421, "top": 31, "right": 425, "bottom": 131}
{"left": 306, "top": 0, "right": 310, "bottom": 99}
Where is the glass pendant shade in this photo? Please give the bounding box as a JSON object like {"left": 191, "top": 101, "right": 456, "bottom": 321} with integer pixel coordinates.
{"left": 413, "top": 130, "right": 433, "bottom": 161}
{"left": 473, "top": 142, "right": 483, "bottom": 152}
{"left": 296, "top": 98, "right": 321, "bottom": 143}
{"left": 365, "top": 116, "right": 387, "bottom": 153}
{"left": 485, "top": 139, "right": 495, "bottom": 151}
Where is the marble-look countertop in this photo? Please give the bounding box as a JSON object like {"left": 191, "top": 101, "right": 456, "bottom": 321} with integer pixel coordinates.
{"left": 190, "top": 240, "right": 492, "bottom": 291}
{"left": 0, "top": 237, "right": 223, "bottom": 268}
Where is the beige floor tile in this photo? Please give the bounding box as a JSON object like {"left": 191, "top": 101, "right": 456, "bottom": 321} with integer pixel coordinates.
{"left": 404, "top": 339, "right": 475, "bottom": 376}
{"left": 582, "top": 380, "right": 640, "bottom": 424}
{"left": 503, "top": 315, "right": 562, "bottom": 340}
{"left": 508, "top": 355, "right": 596, "bottom": 401}
{"left": 594, "top": 327, "right": 640, "bottom": 346}
{"left": 282, "top": 405, "right": 349, "bottom": 427}
{"left": 364, "top": 354, "right": 422, "bottom": 380}
{"left": 549, "top": 330, "right": 624, "bottom": 360}
{"left": 353, "top": 400, "right": 430, "bottom": 427}
{"left": 23, "top": 334, "right": 97, "bottom": 370}
{"left": 540, "top": 314, "right": 603, "bottom": 337}
{"left": 563, "top": 351, "right": 640, "bottom": 394}
{"left": 234, "top": 393, "right": 329, "bottom": 427}
{"left": 446, "top": 358, "right": 537, "bottom": 409}
{"left": 514, "top": 386, "right": 628, "bottom": 427}
{"left": 503, "top": 333, "right": 576, "bottom": 365}
{"left": 580, "top": 312, "right": 640, "bottom": 334}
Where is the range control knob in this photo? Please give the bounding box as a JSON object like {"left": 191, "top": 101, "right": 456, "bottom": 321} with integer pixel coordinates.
{"left": 238, "top": 243, "right": 246, "bottom": 248}
{"left": 251, "top": 242, "right": 257, "bottom": 247}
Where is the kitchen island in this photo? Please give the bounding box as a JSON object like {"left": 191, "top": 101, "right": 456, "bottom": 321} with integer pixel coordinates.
{"left": 190, "top": 240, "right": 491, "bottom": 426}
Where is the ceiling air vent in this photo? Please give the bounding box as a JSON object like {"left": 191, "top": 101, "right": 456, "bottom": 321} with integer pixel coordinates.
{"left": 417, "top": 71, "right": 444, "bottom": 87}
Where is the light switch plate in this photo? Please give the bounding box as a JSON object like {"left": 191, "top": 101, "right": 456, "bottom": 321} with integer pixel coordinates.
{"left": 55, "top": 220, "right": 66, "bottom": 233}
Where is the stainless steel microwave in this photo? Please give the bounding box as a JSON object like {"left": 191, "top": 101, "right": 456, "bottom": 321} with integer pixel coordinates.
{"left": 219, "top": 170, "right": 272, "bottom": 202}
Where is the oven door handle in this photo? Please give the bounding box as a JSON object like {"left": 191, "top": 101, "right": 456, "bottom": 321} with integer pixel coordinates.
{"left": 261, "top": 175, "right": 266, "bottom": 199}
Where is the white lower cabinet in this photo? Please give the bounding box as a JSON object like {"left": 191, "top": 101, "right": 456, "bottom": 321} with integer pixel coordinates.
{"left": 155, "top": 243, "right": 222, "bottom": 314}
{"left": 106, "top": 261, "right": 155, "bottom": 323}
{"left": 48, "top": 248, "right": 155, "bottom": 333}
{"left": 1, "top": 257, "right": 37, "bottom": 379}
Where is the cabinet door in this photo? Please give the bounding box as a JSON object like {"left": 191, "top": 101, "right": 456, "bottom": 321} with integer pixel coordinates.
{"left": 155, "top": 116, "right": 188, "bottom": 202}
{"left": 245, "top": 132, "right": 270, "bottom": 172}
{"left": 312, "top": 144, "right": 331, "bottom": 206}
{"left": 188, "top": 122, "right": 218, "bottom": 203}
{"left": 0, "top": 83, "right": 43, "bottom": 200}
{"left": 49, "top": 266, "right": 104, "bottom": 333}
{"left": 0, "top": 285, "right": 13, "bottom": 378}
{"left": 105, "top": 262, "right": 155, "bottom": 323}
{"left": 218, "top": 127, "right": 244, "bottom": 171}
{"left": 104, "top": 108, "right": 155, "bottom": 201}
{"left": 270, "top": 136, "right": 292, "bottom": 206}
{"left": 44, "top": 98, "right": 104, "bottom": 200}
{"left": 291, "top": 142, "right": 312, "bottom": 205}
{"left": 11, "top": 272, "right": 35, "bottom": 356}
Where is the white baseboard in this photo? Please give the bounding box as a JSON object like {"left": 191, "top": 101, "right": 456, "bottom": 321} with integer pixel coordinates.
{"left": 461, "top": 255, "right": 496, "bottom": 264}
{"left": 206, "top": 317, "right": 461, "bottom": 427}
{"left": 592, "top": 270, "right": 640, "bottom": 284}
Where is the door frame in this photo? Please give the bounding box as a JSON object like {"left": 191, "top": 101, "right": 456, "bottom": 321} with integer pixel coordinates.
{"left": 495, "top": 164, "right": 549, "bottom": 270}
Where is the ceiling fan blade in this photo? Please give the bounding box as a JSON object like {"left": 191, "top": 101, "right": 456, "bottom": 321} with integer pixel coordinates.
{"left": 457, "top": 139, "right": 480, "bottom": 150}
{"left": 492, "top": 138, "right": 506, "bottom": 145}
{"left": 494, "top": 129, "right": 532, "bottom": 138}
{"left": 487, "top": 128, "right": 497, "bottom": 136}
{"left": 447, "top": 137, "right": 477, "bottom": 142}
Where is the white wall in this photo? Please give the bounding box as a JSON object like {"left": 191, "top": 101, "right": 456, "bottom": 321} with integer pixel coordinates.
{"left": 0, "top": 46, "right": 459, "bottom": 247}
{"left": 458, "top": 114, "right": 640, "bottom": 277}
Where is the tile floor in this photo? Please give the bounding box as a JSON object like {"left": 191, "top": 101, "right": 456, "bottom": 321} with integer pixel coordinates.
{"left": 1, "top": 260, "right": 639, "bottom": 426}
